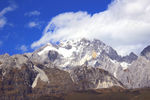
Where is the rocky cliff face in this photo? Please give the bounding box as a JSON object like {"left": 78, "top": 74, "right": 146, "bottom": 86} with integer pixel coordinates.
{"left": 117, "top": 56, "right": 150, "bottom": 88}
{"left": 70, "top": 65, "right": 123, "bottom": 90}
{"left": 0, "top": 63, "right": 36, "bottom": 100}
{"left": 114, "top": 45, "right": 150, "bottom": 89}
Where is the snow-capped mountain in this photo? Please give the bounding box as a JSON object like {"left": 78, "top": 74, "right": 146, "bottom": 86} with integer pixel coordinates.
{"left": 0, "top": 38, "right": 150, "bottom": 99}
{"left": 29, "top": 38, "right": 138, "bottom": 82}
{"left": 29, "top": 38, "right": 150, "bottom": 89}
{"left": 31, "top": 38, "right": 137, "bottom": 70}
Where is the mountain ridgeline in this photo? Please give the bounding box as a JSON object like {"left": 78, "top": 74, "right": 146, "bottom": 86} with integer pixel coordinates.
{"left": 0, "top": 38, "right": 150, "bottom": 100}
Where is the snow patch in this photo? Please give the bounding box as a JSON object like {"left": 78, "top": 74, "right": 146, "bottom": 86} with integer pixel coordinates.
{"left": 58, "top": 47, "right": 76, "bottom": 58}
{"left": 120, "top": 62, "right": 130, "bottom": 70}
{"left": 110, "top": 59, "right": 117, "bottom": 64}
{"left": 38, "top": 45, "right": 57, "bottom": 55}
{"left": 32, "top": 74, "right": 40, "bottom": 88}
{"left": 32, "top": 65, "right": 49, "bottom": 88}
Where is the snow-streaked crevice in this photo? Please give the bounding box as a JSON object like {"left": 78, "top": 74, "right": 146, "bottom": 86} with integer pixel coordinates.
{"left": 32, "top": 65, "right": 49, "bottom": 88}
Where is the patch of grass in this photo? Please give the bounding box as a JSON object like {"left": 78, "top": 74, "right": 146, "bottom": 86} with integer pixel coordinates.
{"left": 37, "top": 87, "right": 150, "bottom": 100}
{"left": 36, "top": 95, "right": 64, "bottom": 100}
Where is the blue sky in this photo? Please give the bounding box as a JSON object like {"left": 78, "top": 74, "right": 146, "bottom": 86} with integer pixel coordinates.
{"left": 1, "top": 0, "right": 150, "bottom": 56}
{"left": 0, "top": 0, "right": 112, "bottom": 55}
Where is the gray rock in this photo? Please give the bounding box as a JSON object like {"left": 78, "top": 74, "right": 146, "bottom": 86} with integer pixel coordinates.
{"left": 70, "top": 65, "right": 124, "bottom": 90}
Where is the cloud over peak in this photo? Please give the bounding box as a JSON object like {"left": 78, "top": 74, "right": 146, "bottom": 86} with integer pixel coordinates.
{"left": 31, "top": 0, "right": 150, "bottom": 56}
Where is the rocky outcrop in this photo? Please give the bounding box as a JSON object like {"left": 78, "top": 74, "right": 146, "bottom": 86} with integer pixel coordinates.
{"left": 70, "top": 65, "right": 124, "bottom": 90}
{"left": 32, "top": 67, "right": 76, "bottom": 98}
{"left": 0, "top": 64, "right": 36, "bottom": 100}
{"left": 113, "top": 46, "right": 150, "bottom": 89}
{"left": 117, "top": 56, "right": 150, "bottom": 88}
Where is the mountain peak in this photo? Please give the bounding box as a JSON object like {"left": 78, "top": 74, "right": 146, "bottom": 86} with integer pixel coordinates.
{"left": 141, "top": 45, "right": 150, "bottom": 60}
{"left": 46, "top": 42, "right": 53, "bottom": 46}
{"left": 121, "top": 52, "right": 138, "bottom": 63}
{"left": 32, "top": 38, "right": 123, "bottom": 69}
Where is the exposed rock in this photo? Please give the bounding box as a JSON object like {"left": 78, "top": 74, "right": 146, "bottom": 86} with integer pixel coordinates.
{"left": 0, "top": 64, "right": 36, "bottom": 100}
{"left": 70, "top": 65, "right": 124, "bottom": 90}
{"left": 32, "top": 66, "right": 76, "bottom": 98}
{"left": 117, "top": 56, "right": 150, "bottom": 88}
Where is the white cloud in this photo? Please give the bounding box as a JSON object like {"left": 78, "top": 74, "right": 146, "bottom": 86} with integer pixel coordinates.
{"left": 28, "top": 21, "right": 38, "bottom": 28}
{"left": 19, "top": 45, "right": 28, "bottom": 52}
{"left": 115, "top": 44, "right": 144, "bottom": 56}
{"left": 0, "top": 5, "right": 16, "bottom": 29}
{"left": 0, "top": 18, "right": 6, "bottom": 28}
{"left": 24, "top": 10, "right": 40, "bottom": 16}
{"left": 0, "top": 5, "right": 16, "bottom": 16}
{"left": 31, "top": 0, "right": 150, "bottom": 56}
{"left": 27, "top": 21, "right": 44, "bottom": 29}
